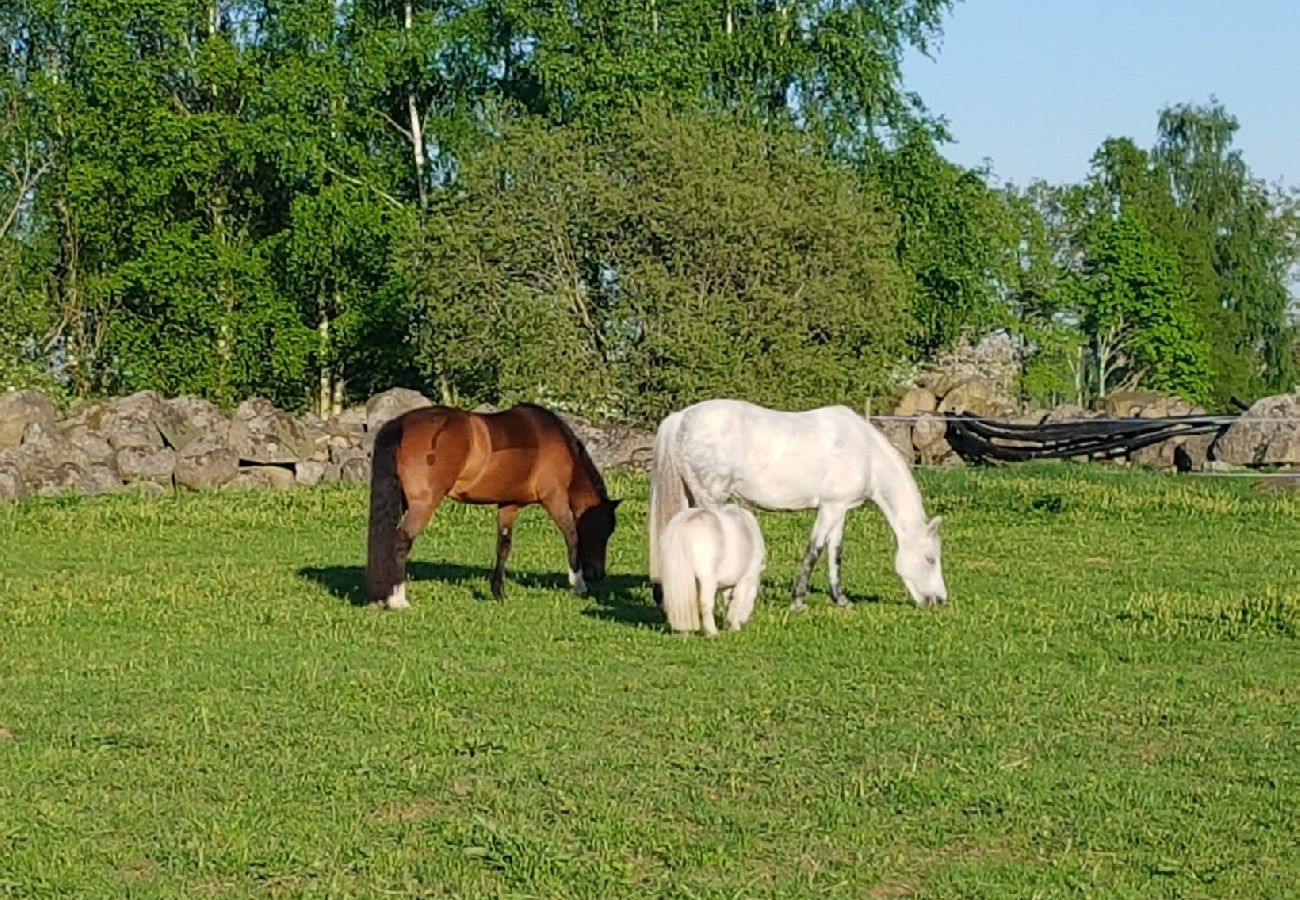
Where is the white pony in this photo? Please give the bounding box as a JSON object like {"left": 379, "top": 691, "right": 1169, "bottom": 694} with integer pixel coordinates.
{"left": 659, "top": 505, "right": 766, "bottom": 636}
{"left": 649, "top": 398, "right": 947, "bottom": 609}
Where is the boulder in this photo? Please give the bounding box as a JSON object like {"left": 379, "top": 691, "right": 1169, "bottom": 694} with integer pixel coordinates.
{"left": 122, "top": 480, "right": 168, "bottom": 498}
{"left": 81, "top": 464, "right": 125, "bottom": 495}
{"left": 937, "top": 378, "right": 1011, "bottom": 418}
{"left": 1213, "top": 393, "right": 1300, "bottom": 466}
{"left": 224, "top": 465, "right": 296, "bottom": 491}
{"left": 912, "top": 414, "right": 958, "bottom": 466}
{"left": 174, "top": 434, "right": 240, "bottom": 490}
{"left": 98, "top": 391, "right": 166, "bottom": 450}
{"left": 159, "top": 395, "right": 229, "bottom": 451}
{"left": 24, "top": 460, "right": 119, "bottom": 497}
{"left": 62, "top": 427, "right": 116, "bottom": 468}
{"left": 295, "top": 460, "right": 329, "bottom": 487}
{"left": 365, "top": 388, "right": 432, "bottom": 433}
{"left": 332, "top": 405, "right": 368, "bottom": 433}
{"left": 0, "top": 390, "right": 56, "bottom": 449}
{"left": 557, "top": 413, "right": 654, "bottom": 472}
{"left": 893, "top": 387, "right": 938, "bottom": 417}
{"left": 334, "top": 448, "right": 371, "bottom": 484}
{"left": 228, "top": 397, "right": 319, "bottom": 465}
{"left": 0, "top": 463, "right": 25, "bottom": 502}
{"left": 872, "top": 418, "right": 915, "bottom": 462}
{"left": 115, "top": 445, "right": 177, "bottom": 486}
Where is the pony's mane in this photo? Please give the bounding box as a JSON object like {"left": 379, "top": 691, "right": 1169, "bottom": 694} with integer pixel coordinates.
{"left": 517, "top": 403, "right": 610, "bottom": 501}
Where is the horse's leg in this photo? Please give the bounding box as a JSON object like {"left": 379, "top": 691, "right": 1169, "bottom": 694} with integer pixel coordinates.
{"left": 387, "top": 487, "right": 445, "bottom": 609}
{"left": 825, "top": 510, "right": 851, "bottom": 607}
{"left": 726, "top": 574, "right": 759, "bottom": 631}
{"left": 697, "top": 574, "right": 719, "bottom": 637}
{"left": 541, "top": 493, "right": 586, "bottom": 596}
{"left": 790, "top": 505, "right": 840, "bottom": 610}
{"left": 385, "top": 424, "right": 464, "bottom": 609}
{"left": 490, "top": 504, "right": 520, "bottom": 600}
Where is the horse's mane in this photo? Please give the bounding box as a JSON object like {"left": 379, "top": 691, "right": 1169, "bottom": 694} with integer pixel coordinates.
{"left": 516, "top": 403, "right": 610, "bottom": 501}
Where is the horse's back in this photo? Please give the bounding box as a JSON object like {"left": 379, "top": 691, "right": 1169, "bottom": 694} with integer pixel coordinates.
{"left": 675, "top": 398, "right": 873, "bottom": 508}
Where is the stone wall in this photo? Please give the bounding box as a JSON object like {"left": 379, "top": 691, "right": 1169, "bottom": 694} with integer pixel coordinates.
{"left": 2, "top": 385, "right": 1297, "bottom": 502}
{"left": 0, "top": 388, "right": 654, "bottom": 503}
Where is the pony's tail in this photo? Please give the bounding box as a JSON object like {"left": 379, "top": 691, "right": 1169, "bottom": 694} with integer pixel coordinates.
{"left": 365, "top": 415, "right": 407, "bottom": 604}
{"left": 648, "top": 410, "right": 688, "bottom": 587}
{"left": 659, "top": 514, "right": 701, "bottom": 633}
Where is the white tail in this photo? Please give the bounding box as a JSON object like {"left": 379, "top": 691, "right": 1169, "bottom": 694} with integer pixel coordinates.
{"left": 658, "top": 512, "right": 702, "bottom": 632}
{"left": 648, "top": 410, "right": 688, "bottom": 584}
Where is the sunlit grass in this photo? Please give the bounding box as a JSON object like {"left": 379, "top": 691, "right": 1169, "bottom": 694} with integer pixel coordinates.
{"left": 1, "top": 466, "right": 1297, "bottom": 897}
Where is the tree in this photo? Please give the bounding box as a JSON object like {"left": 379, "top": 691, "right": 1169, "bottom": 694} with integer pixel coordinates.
{"left": 403, "top": 108, "right": 913, "bottom": 422}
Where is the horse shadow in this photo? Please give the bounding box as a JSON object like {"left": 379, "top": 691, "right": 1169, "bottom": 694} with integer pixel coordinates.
{"left": 297, "top": 560, "right": 654, "bottom": 619}
{"left": 296, "top": 564, "right": 889, "bottom": 628}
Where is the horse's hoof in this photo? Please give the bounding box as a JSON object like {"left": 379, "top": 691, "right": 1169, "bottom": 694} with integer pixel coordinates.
{"left": 789, "top": 599, "right": 807, "bottom": 612}
{"left": 833, "top": 595, "right": 852, "bottom": 608}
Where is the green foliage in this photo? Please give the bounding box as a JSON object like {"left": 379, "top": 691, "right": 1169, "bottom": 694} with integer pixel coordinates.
{"left": 877, "top": 128, "right": 1015, "bottom": 355}
{"left": 1071, "top": 211, "right": 1211, "bottom": 402}
{"left": 405, "top": 109, "right": 912, "bottom": 421}
{"left": 2, "top": 470, "right": 1299, "bottom": 895}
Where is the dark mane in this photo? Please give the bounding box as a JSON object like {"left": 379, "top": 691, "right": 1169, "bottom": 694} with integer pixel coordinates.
{"left": 516, "top": 403, "right": 610, "bottom": 501}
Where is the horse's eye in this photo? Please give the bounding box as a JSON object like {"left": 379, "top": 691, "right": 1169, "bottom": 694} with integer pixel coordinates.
{"left": 925, "top": 555, "right": 936, "bottom": 565}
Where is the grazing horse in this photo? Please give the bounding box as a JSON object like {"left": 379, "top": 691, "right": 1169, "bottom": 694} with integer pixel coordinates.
{"left": 649, "top": 398, "right": 947, "bottom": 610}
{"left": 366, "top": 403, "right": 620, "bottom": 609}
{"left": 658, "top": 505, "right": 766, "bottom": 636}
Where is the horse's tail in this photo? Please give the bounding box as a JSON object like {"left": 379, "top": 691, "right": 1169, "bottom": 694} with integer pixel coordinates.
{"left": 649, "top": 410, "right": 688, "bottom": 587}
{"left": 659, "top": 512, "right": 702, "bottom": 633}
{"left": 365, "top": 415, "right": 407, "bottom": 604}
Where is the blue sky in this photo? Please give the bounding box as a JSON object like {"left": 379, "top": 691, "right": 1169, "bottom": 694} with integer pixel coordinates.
{"left": 901, "top": 1, "right": 1299, "bottom": 189}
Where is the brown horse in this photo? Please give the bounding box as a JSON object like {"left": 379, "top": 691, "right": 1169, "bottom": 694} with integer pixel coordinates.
{"left": 365, "top": 403, "right": 621, "bottom": 608}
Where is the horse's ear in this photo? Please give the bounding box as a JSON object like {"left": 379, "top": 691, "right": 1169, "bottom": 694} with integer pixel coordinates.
{"left": 928, "top": 515, "right": 945, "bottom": 532}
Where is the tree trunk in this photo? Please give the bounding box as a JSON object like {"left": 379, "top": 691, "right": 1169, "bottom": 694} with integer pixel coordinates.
{"left": 404, "top": 2, "right": 428, "bottom": 212}
{"left": 317, "top": 313, "right": 331, "bottom": 417}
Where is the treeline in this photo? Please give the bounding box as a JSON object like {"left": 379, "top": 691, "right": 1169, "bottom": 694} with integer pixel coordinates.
{"left": 1, "top": 1, "right": 1296, "bottom": 421}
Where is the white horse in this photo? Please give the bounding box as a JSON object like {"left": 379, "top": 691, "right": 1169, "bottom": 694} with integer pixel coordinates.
{"left": 649, "top": 398, "right": 947, "bottom": 609}
{"left": 659, "top": 505, "right": 766, "bottom": 636}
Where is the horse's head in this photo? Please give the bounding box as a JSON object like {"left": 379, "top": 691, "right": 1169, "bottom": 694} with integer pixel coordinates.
{"left": 895, "top": 515, "right": 947, "bottom": 607}
{"left": 576, "top": 498, "right": 621, "bottom": 583}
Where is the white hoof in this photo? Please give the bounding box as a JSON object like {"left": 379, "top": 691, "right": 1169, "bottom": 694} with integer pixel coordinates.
{"left": 385, "top": 583, "right": 410, "bottom": 610}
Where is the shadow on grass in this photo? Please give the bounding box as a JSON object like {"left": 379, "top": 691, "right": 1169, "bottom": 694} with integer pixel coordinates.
{"left": 298, "top": 561, "right": 648, "bottom": 611}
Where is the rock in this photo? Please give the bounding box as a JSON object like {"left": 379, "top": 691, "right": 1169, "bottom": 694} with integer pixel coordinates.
{"left": 1094, "top": 391, "right": 1167, "bottom": 418}
{"left": 24, "top": 460, "right": 119, "bottom": 497}
{"left": 0, "top": 464, "right": 25, "bottom": 502}
{"left": 99, "top": 391, "right": 166, "bottom": 450}
{"left": 557, "top": 414, "right": 654, "bottom": 472}
{"left": 62, "top": 427, "right": 116, "bottom": 467}
{"left": 912, "top": 414, "right": 957, "bottom": 466}
{"left": 334, "top": 449, "right": 371, "bottom": 484}
{"left": 295, "top": 460, "right": 329, "bottom": 487}
{"left": 872, "top": 418, "right": 915, "bottom": 462}
{"left": 228, "top": 397, "right": 319, "bottom": 464}
{"left": 115, "top": 445, "right": 177, "bottom": 486}
{"left": 174, "top": 435, "right": 240, "bottom": 490}
{"left": 1213, "top": 393, "right": 1300, "bottom": 466}
{"left": 81, "top": 464, "right": 125, "bottom": 495}
{"left": 332, "top": 405, "right": 368, "bottom": 433}
{"left": 122, "top": 480, "right": 168, "bottom": 498}
{"left": 224, "top": 465, "right": 296, "bottom": 491}
{"left": 159, "top": 395, "right": 229, "bottom": 451}
{"left": 365, "top": 388, "right": 432, "bottom": 433}
{"left": 0, "top": 390, "right": 56, "bottom": 449}
{"left": 893, "top": 387, "right": 938, "bottom": 417}
{"left": 1042, "top": 404, "right": 1101, "bottom": 423}
{"left": 1256, "top": 474, "right": 1300, "bottom": 493}
{"left": 937, "top": 378, "right": 1011, "bottom": 418}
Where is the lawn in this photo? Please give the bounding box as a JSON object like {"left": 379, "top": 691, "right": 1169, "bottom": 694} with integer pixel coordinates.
{"left": 1, "top": 466, "right": 1297, "bottom": 898}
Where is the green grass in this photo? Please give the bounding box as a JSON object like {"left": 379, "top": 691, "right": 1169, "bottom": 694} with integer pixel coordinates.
{"left": 1, "top": 467, "right": 1298, "bottom": 898}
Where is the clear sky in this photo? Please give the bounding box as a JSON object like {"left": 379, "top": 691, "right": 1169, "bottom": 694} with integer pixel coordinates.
{"left": 901, "top": 1, "right": 1299, "bottom": 190}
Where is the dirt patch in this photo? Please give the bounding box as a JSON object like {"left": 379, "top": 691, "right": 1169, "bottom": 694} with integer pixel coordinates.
{"left": 870, "top": 883, "right": 915, "bottom": 899}
{"left": 0, "top": 726, "right": 14, "bottom": 741}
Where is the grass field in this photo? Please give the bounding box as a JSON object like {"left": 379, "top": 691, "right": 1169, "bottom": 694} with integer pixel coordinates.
{"left": 1, "top": 466, "right": 1297, "bottom": 898}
